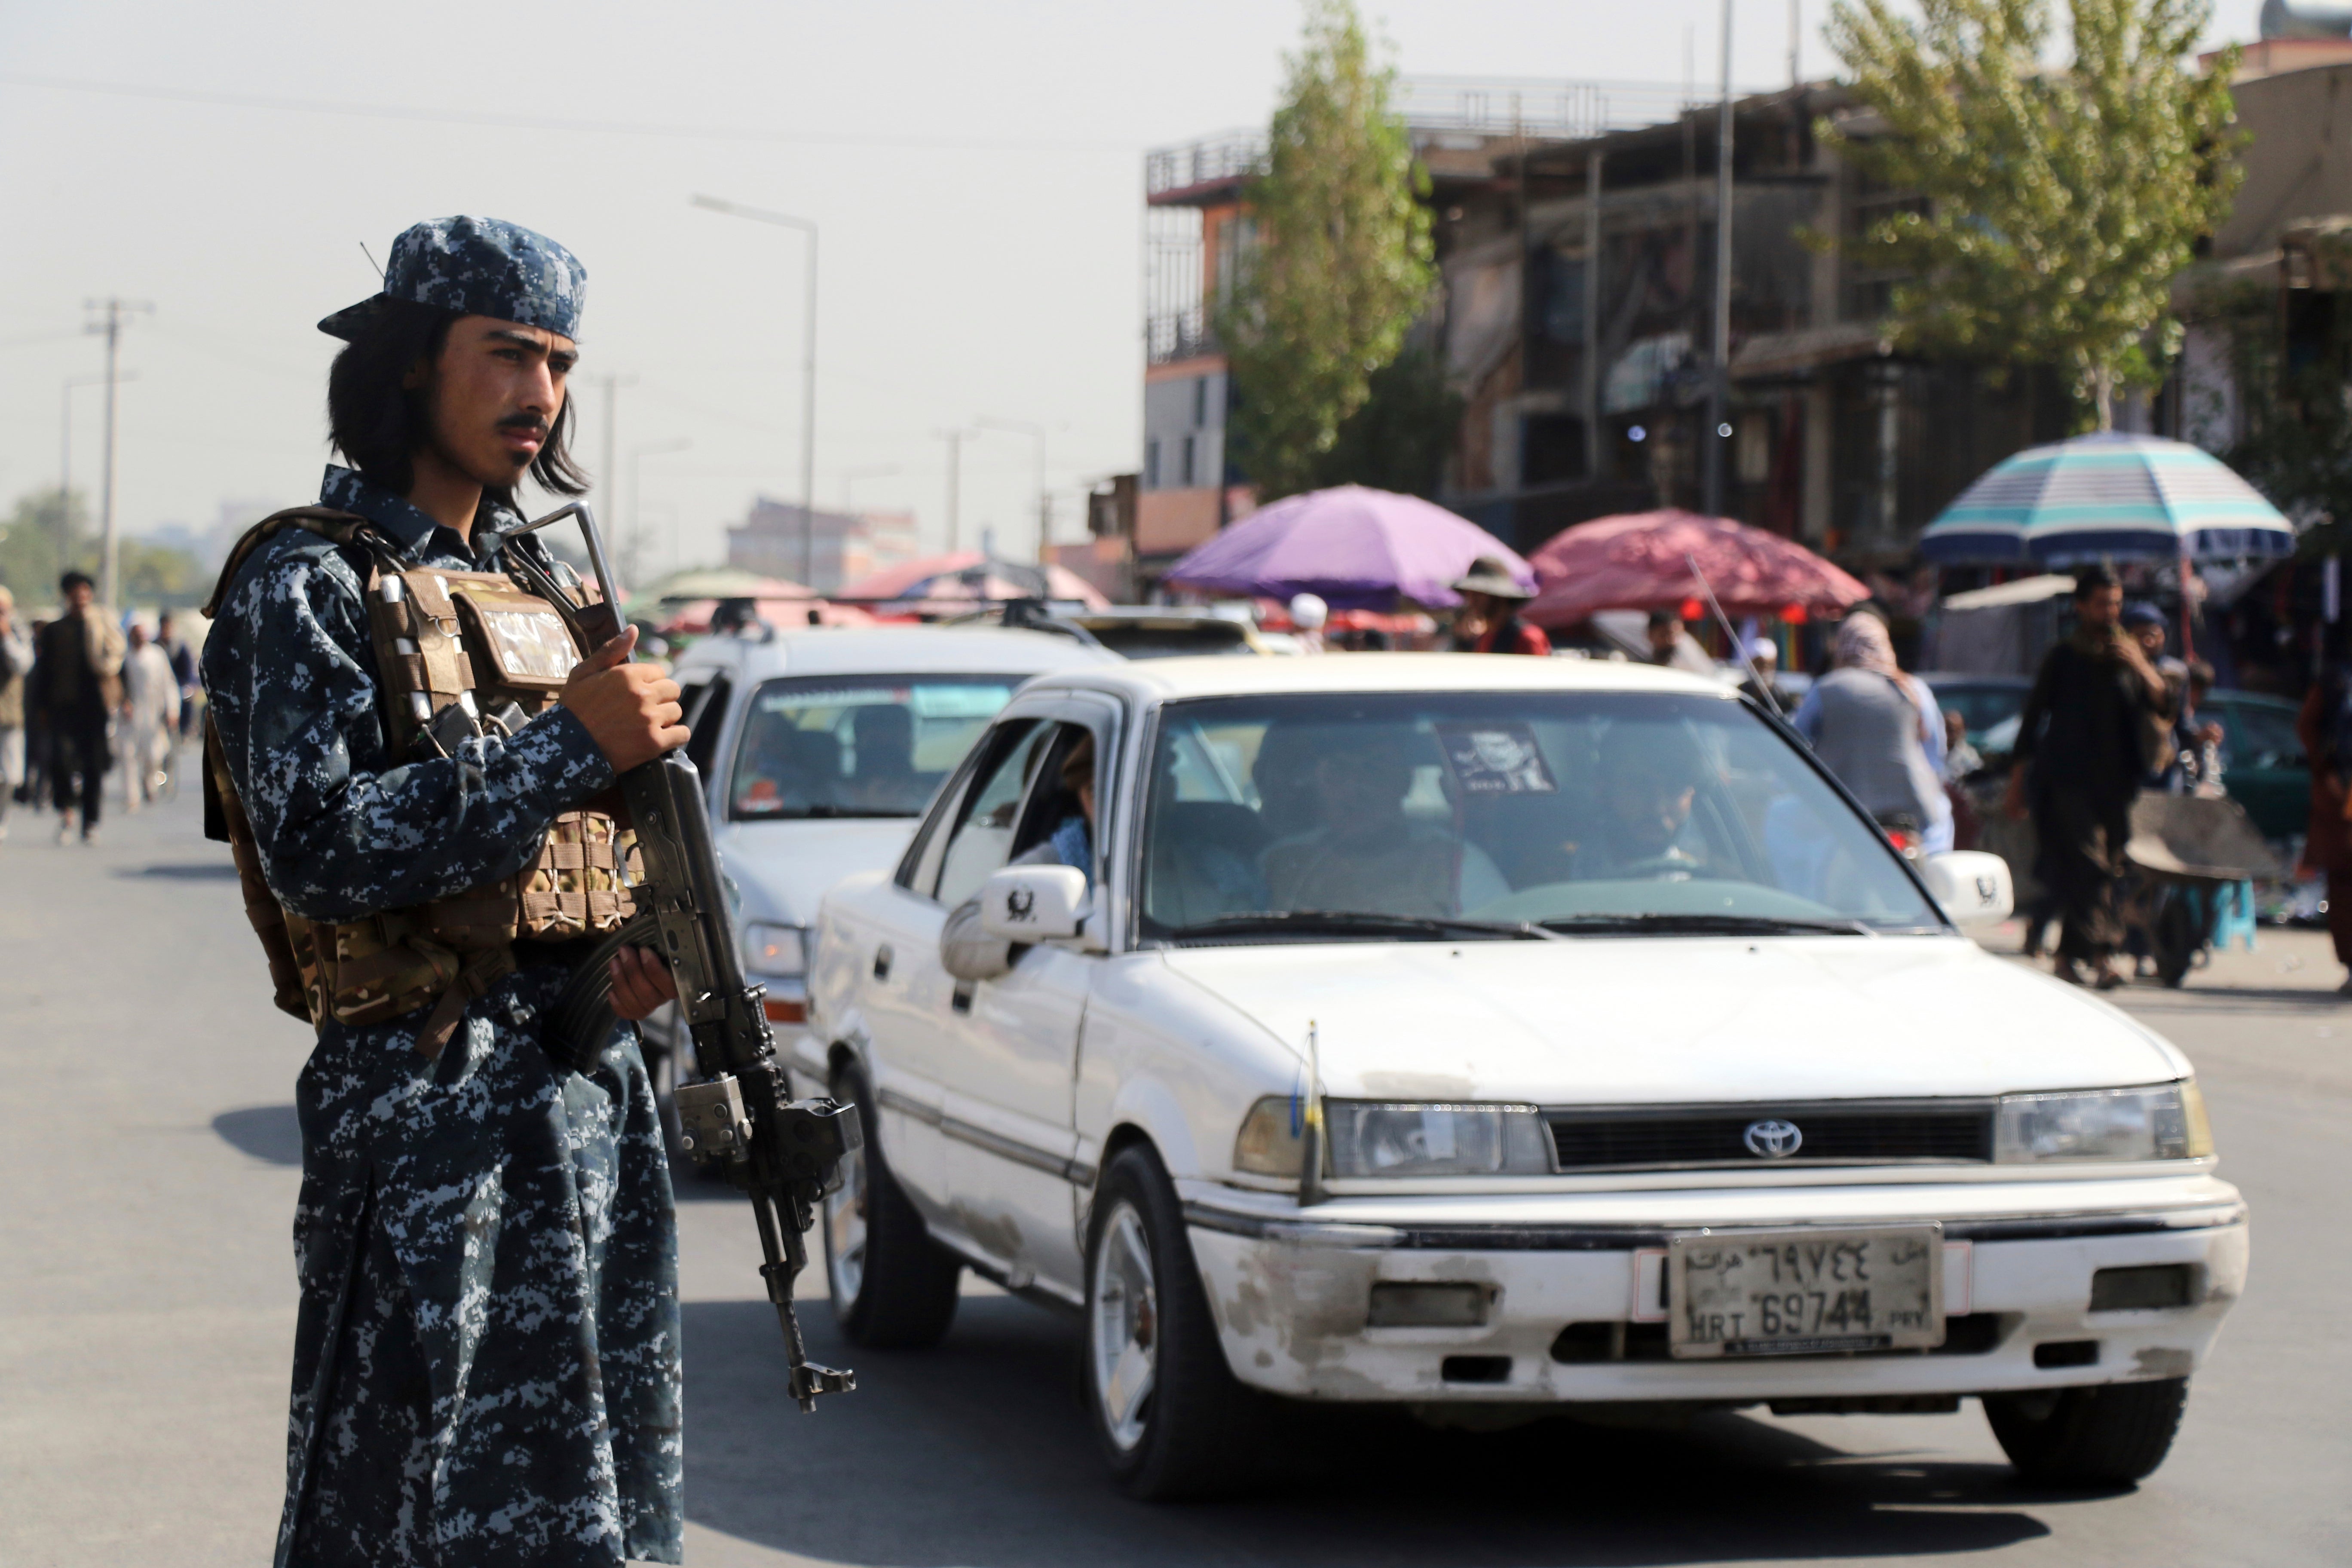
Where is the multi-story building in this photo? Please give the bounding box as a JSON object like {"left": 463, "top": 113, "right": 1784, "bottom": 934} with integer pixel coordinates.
{"left": 726, "top": 497, "right": 919, "bottom": 596}
{"left": 1133, "top": 80, "right": 1688, "bottom": 589}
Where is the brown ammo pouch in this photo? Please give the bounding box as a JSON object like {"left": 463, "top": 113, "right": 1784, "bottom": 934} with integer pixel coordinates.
{"left": 201, "top": 506, "right": 637, "bottom": 1061}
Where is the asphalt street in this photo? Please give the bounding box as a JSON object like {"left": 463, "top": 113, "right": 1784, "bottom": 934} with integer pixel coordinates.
{"left": 3, "top": 787, "right": 2347, "bottom": 1567}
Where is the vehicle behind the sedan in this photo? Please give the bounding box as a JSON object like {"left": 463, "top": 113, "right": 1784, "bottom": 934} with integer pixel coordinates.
{"left": 638, "top": 623, "right": 1117, "bottom": 1081}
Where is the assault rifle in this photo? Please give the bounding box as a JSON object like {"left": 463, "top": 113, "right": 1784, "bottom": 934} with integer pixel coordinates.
{"left": 496, "top": 502, "right": 858, "bottom": 1414}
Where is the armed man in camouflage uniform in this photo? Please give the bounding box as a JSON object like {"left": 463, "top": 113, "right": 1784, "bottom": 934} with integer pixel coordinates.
{"left": 202, "top": 217, "right": 690, "bottom": 1567}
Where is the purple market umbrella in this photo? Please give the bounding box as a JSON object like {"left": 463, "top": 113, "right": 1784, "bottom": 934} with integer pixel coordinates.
{"left": 1163, "top": 485, "right": 1531, "bottom": 610}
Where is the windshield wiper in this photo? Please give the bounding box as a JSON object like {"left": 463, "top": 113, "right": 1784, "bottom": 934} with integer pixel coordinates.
{"left": 1164, "top": 910, "right": 1561, "bottom": 943}
{"left": 1538, "top": 913, "right": 1874, "bottom": 936}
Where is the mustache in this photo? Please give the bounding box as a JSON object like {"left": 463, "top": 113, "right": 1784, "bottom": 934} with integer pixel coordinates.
{"left": 497, "top": 412, "right": 550, "bottom": 435}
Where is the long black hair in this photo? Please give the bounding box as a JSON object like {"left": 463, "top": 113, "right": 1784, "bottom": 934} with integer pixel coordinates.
{"left": 325, "top": 298, "right": 588, "bottom": 503}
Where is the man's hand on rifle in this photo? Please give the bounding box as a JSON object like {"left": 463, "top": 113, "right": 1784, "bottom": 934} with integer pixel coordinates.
{"left": 608, "top": 943, "right": 679, "bottom": 1022}
{"left": 560, "top": 625, "right": 691, "bottom": 773}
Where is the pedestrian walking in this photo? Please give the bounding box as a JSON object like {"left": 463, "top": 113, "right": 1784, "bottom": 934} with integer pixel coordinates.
{"left": 2002, "top": 566, "right": 2173, "bottom": 988}
{"left": 1791, "top": 613, "right": 1954, "bottom": 853}
{"left": 1642, "top": 606, "right": 1716, "bottom": 674}
{"left": 35, "top": 570, "right": 124, "bottom": 843}
{"left": 199, "top": 215, "right": 689, "bottom": 1567}
{"left": 0, "top": 587, "right": 27, "bottom": 843}
{"left": 1448, "top": 556, "right": 1550, "bottom": 655}
{"left": 120, "top": 618, "right": 178, "bottom": 809}
{"left": 158, "top": 609, "right": 201, "bottom": 737}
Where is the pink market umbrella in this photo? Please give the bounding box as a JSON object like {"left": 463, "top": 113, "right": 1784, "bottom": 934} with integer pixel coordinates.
{"left": 1523, "top": 509, "right": 1869, "bottom": 630}
{"left": 1163, "top": 485, "right": 1530, "bottom": 610}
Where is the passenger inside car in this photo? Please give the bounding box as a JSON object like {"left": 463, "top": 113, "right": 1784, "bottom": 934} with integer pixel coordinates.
{"left": 1258, "top": 725, "right": 1509, "bottom": 918}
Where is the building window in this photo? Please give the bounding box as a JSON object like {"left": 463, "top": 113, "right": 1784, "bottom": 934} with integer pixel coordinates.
{"left": 1146, "top": 439, "right": 1161, "bottom": 489}
{"left": 1194, "top": 376, "right": 1209, "bottom": 428}
{"left": 1182, "top": 435, "right": 1197, "bottom": 487}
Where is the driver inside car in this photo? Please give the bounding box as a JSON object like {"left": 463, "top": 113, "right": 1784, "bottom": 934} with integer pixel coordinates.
{"left": 1574, "top": 733, "right": 1713, "bottom": 878}
{"left": 940, "top": 732, "right": 1096, "bottom": 980}
{"left": 1260, "top": 727, "right": 1509, "bottom": 918}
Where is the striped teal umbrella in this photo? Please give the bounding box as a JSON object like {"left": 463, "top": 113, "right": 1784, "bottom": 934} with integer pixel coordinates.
{"left": 1919, "top": 433, "right": 2294, "bottom": 564}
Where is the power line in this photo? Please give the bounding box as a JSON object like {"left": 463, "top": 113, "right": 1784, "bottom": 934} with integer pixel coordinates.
{"left": 0, "top": 73, "right": 1125, "bottom": 156}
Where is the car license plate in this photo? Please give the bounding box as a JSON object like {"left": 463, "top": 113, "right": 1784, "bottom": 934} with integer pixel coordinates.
{"left": 1668, "top": 1225, "right": 1943, "bottom": 1359}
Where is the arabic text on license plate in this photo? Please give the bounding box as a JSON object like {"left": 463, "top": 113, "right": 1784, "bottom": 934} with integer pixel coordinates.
{"left": 1668, "top": 1225, "right": 1943, "bottom": 1359}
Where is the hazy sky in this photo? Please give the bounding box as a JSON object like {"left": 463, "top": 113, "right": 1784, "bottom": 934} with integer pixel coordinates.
{"left": 0, "top": 0, "right": 2266, "bottom": 586}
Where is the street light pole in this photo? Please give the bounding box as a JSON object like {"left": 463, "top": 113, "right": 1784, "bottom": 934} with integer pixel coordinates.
{"left": 974, "top": 417, "right": 1049, "bottom": 563}
{"left": 935, "top": 429, "right": 971, "bottom": 554}
{"left": 691, "top": 195, "right": 818, "bottom": 587}
{"left": 1702, "top": 0, "right": 1734, "bottom": 520}
{"left": 630, "top": 438, "right": 693, "bottom": 586}
{"left": 84, "top": 297, "right": 153, "bottom": 607}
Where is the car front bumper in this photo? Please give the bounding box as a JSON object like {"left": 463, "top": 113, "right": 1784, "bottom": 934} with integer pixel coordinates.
{"left": 1179, "top": 1173, "right": 2247, "bottom": 1405}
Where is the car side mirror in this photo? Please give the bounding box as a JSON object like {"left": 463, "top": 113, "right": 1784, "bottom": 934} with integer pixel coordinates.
{"left": 1921, "top": 850, "right": 2014, "bottom": 928}
{"left": 980, "top": 864, "right": 1089, "bottom": 943}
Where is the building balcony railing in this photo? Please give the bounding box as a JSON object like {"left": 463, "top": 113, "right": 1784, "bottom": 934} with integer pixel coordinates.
{"left": 1146, "top": 132, "right": 1268, "bottom": 201}
{"left": 1146, "top": 306, "right": 1220, "bottom": 366}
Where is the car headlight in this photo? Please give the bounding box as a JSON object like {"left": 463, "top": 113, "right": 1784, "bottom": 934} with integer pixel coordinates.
{"left": 743, "top": 922, "right": 806, "bottom": 979}
{"left": 1327, "top": 1101, "right": 1554, "bottom": 1177}
{"left": 1994, "top": 1081, "right": 2212, "bottom": 1163}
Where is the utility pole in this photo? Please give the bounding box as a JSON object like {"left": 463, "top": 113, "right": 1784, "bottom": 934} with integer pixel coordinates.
{"left": 588, "top": 372, "right": 638, "bottom": 580}
{"left": 1702, "top": 0, "right": 1735, "bottom": 520}
{"left": 1790, "top": 0, "right": 1803, "bottom": 87}
{"left": 936, "top": 429, "right": 971, "bottom": 554}
{"left": 85, "top": 298, "right": 153, "bottom": 607}
{"left": 975, "top": 417, "right": 1050, "bottom": 562}
{"left": 60, "top": 372, "right": 126, "bottom": 576}
{"left": 1583, "top": 146, "right": 1604, "bottom": 483}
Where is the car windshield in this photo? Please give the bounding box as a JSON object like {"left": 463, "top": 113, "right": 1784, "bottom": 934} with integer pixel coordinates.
{"left": 1139, "top": 690, "right": 1943, "bottom": 942}
{"left": 731, "top": 675, "right": 1021, "bottom": 819}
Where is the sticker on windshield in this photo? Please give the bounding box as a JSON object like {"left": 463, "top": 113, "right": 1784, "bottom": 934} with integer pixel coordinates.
{"left": 1435, "top": 723, "right": 1556, "bottom": 795}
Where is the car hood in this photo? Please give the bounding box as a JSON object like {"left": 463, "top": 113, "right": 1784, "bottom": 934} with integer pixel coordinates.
{"left": 714, "top": 818, "right": 919, "bottom": 928}
{"left": 1157, "top": 936, "right": 2187, "bottom": 1104}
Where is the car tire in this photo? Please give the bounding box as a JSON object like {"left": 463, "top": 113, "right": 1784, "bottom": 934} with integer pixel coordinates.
{"left": 1983, "top": 1377, "right": 2190, "bottom": 1486}
{"left": 1083, "top": 1143, "right": 1260, "bottom": 1501}
{"left": 823, "top": 1061, "right": 962, "bottom": 1349}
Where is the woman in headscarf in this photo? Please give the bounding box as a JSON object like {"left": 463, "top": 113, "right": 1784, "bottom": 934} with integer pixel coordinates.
{"left": 1790, "top": 612, "right": 1953, "bottom": 854}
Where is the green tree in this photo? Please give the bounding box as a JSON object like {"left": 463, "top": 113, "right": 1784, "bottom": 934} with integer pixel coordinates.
{"left": 1823, "top": 0, "right": 2241, "bottom": 430}
{"left": 0, "top": 488, "right": 90, "bottom": 610}
{"left": 1305, "top": 343, "right": 1461, "bottom": 497}
{"left": 1217, "top": 0, "right": 1437, "bottom": 499}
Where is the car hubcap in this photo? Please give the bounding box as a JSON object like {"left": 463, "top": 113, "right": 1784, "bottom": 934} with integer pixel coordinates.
{"left": 824, "top": 1106, "right": 869, "bottom": 1308}
{"left": 1090, "top": 1201, "right": 1158, "bottom": 1452}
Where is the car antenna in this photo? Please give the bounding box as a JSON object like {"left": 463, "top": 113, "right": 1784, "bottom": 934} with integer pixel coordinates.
{"left": 1685, "top": 550, "right": 1784, "bottom": 718}
{"left": 1298, "top": 1020, "right": 1329, "bottom": 1207}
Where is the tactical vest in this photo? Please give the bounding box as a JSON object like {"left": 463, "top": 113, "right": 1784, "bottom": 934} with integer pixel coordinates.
{"left": 202, "top": 507, "right": 637, "bottom": 1056}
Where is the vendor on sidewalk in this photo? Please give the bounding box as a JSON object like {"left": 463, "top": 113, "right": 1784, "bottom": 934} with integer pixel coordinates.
{"left": 1449, "top": 557, "right": 1550, "bottom": 655}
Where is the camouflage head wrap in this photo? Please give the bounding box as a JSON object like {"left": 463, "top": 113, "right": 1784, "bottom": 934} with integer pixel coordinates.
{"left": 318, "top": 215, "right": 586, "bottom": 342}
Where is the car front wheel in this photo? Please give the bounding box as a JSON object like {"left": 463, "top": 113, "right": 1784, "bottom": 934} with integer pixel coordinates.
{"left": 1083, "top": 1144, "right": 1259, "bottom": 1500}
{"left": 1983, "top": 1377, "right": 2190, "bottom": 1486}
{"left": 823, "top": 1062, "right": 962, "bottom": 1348}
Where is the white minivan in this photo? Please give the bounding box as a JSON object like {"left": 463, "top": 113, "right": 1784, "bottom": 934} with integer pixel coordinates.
{"left": 803, "top": 654, "right": 2245, "bottom": 1500}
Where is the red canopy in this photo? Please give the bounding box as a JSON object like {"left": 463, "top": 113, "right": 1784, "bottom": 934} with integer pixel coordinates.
{"left": 1523, "top": 509, "right": 1869, "bottom": 630}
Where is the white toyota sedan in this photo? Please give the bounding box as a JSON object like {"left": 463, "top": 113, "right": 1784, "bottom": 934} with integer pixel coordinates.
{"left": 800, "top": 654, "right": 2246, "bottom": 1499}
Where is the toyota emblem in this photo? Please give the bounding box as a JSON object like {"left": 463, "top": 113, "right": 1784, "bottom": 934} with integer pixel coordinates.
{"left": 1742, "top": 1118, "right": 1804, "bottom": 1158}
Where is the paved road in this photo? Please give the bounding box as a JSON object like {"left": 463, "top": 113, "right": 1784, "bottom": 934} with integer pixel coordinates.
{"left": 4, "top": 790, "right": 2347, "bottom": 1567}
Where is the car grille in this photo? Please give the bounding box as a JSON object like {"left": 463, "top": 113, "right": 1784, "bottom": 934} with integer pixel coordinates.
{"left": 1546, "top": 1101, "right": 1994, "bottom": 1171}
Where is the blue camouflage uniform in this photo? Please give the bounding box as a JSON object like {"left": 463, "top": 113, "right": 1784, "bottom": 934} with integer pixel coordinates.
{"left": 203, "top": 217, "right": 682, "bottom": 1568}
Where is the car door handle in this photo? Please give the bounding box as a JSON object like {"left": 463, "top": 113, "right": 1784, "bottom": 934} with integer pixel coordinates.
{"left": 872, "top": 943, "right": 893, "bottom": 982}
